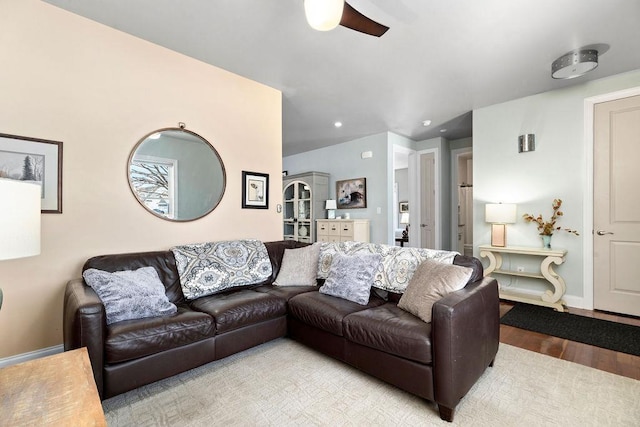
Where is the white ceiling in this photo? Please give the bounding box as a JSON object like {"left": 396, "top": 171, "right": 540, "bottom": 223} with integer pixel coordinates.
{"left": 44, "top": 0, "right": 640, "bottom": 156}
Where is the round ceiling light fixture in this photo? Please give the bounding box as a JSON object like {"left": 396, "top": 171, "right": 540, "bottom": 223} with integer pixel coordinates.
{"left": 551, "top": 49, "right": 598, "bottom": 80}
{"left": 422, "top": 120, "right": 432, "bottom": 127}
{"left": 334, "top": 121, "right": 343, "bottom": 128}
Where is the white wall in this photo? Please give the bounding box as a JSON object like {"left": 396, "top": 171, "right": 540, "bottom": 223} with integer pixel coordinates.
{"left": 473, "top": 69, "right": 640, "bottom": 306}
{"left": 0, "top": 0, "right": 283, "bottom": 357}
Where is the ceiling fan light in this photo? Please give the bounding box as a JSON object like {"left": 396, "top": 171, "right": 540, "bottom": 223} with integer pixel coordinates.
{"left": 304, "top": 0, "right": 344, "bottom": 31}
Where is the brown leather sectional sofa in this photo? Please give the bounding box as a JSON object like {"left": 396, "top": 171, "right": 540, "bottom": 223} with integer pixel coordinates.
{"left": 64, "top": 240, "right": 499, "bottom": 422}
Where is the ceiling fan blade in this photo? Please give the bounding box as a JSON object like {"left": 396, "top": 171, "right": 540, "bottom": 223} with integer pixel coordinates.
{"left": 340, "top": 2, "right": 389, "bottom": 37}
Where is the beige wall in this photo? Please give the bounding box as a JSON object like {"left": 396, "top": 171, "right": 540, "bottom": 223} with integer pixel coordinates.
{"left": 0, "top": 1, "right": 283, "bottom": 358}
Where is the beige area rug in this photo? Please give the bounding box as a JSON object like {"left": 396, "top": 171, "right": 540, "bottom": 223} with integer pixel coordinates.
{"left": 103, "top": 338, "right": 640, "bottom": 426}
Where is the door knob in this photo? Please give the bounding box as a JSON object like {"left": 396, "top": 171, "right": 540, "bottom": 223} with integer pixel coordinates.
{"left": 596, "top": 230, "right": 614, "bottom": 236}
{"left": 420, "top": 224, "right": 428, "bottom": 228}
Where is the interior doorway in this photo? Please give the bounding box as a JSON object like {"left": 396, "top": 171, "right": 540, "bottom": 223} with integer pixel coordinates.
{"left": 392, "top": 146, "right": 412, "bottom": 246}
{"left": 451, "top": 148, "right": 473, "bottom": 257}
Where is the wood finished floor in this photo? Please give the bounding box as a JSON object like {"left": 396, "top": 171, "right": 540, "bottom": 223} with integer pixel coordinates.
{"left": 499, "top": 302, "right": 640, "bottom": 381}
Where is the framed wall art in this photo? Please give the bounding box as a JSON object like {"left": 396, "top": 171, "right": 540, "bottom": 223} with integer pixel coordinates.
{"left": 336, "top": 177, "right": 367, "bottom": 209}
{"left": 399, "top": 201, "right": 409, "bottom": 213}
{"left": 242, "top": 171, "right": 269, "bottom": 209}
{"left": 0, "top": 133, "right": 63, "bottom": 213}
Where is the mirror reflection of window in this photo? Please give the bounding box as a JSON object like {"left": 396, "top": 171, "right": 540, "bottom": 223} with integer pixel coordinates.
{"left": 129, "top": 155, "right": 177, "bottom": 219}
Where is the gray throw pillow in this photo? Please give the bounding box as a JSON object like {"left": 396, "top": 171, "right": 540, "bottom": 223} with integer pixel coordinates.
{"left": 398, "top": 259, "right": 472, "bottom": 323}
{"left": 83, "top": 266, "right": 177, "bottom": 325}
{"left": 319, "top": 253, "right": 382, "bottom": 305}
{"left": 274, "top": 244, "right": 320, "bottom": 286}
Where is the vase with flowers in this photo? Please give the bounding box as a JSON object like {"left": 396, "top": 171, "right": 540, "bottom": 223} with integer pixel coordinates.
{"left": 522, "top": 198, "right": 579, "bottom": 249}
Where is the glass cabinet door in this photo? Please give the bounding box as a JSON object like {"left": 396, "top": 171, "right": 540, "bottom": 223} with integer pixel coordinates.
{"left": 283, "top": 181, "right": 313, "bottom": 243}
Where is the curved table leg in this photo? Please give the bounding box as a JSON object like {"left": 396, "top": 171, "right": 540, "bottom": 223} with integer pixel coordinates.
{"left": 480, "top": 250, "right": 502, "bottom": 277}
{"left": 540, "top": 255, "right": 566, "bottom": 305}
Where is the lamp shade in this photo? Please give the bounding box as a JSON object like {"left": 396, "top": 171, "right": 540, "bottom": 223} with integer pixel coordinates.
{"left": 0, "top": 179, "right": 41, "bottom": 260}
{"left": 325, "top": 199, "right": 337, "bottom": 210}
{"left": 485, "top": 203, "right": 516, "bottom": 224}
{"left": 399, "top": 212, "right": 410, "bottom": 225}
{"left": 304, "top": 0, "right": 344, "bottom": 31}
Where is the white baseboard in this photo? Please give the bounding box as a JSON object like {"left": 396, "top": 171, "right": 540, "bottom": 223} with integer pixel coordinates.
{"left": 0, "top": 344, "right": 64, "bottom": 368}
{"left": 501, "top": 285, "right": 586, "bottom": 310}
{"left": 563, "top": 294, "right": 586, "bottom": 310}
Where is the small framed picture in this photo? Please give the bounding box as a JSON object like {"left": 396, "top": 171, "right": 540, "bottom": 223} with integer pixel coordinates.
{"left": 0, "top": 133, "right": 63, "bottom": 213}
{"left": 242, "top": 171, "right": 269, "bottom": 209}
{"left": 336, "top": 177, "right": 367, "bottom": 209}
{"left": 399, "top": 201, "right": 409, "bottom": 213}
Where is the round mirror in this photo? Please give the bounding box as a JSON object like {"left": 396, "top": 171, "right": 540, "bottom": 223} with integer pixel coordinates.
{"left": 128, "top": 126, "right": 226, "bottom": 221}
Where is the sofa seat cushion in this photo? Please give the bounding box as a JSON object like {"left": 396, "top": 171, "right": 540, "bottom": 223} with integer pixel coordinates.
{"left": 105, "top": 306, "right": 215, "bottom": 364}
{"left": 343, "top": 303, "right": 433, "bottom": 364}
{"left": 189, "top": 289, "right": 286, "bottom": 334}
{"left": 252, "top": 284, "right": 319, "bottom": 302}
{"left": 288, "top": 291, "right": 385, "bottom": 336}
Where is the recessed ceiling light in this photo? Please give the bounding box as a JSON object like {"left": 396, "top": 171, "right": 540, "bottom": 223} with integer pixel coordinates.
{"left": 440, "top": 129, "right": 447, "bottom": 133}
{"left": 422, "top": 120, "right": 432, "bottom": 127}
{"left": 334, "top": 121, "right": 343, "bottom": 128}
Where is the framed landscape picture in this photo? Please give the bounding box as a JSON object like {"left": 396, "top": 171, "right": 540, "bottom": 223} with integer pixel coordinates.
{"left": 0, "top": 133, "right": 63, "bottom": 213}
{"left": 242, "top": 171, "right": 269, "bottom": 209}
{"left": 336, "top": 177, "right": 367, "bottom": 209}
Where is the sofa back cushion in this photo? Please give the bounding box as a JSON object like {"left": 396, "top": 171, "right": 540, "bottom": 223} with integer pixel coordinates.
{"left": 83, "top": 251, "right": 184, "bottom": 304}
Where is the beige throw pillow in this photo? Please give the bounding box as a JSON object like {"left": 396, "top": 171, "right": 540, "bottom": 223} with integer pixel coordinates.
{"left": 398, "top": 259, "right": 473, "bottom": 323}
{"left": 274, "top": 244, "right": 320, "bottom": 286}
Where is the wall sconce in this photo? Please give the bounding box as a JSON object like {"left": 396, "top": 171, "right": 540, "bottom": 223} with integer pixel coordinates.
{"left": 518, "top": 134, "right": 535, "bottom": 153}
{"left": 325, "top": 199, "right": 337, "bottom": 219}
{"left": 485, "top": 203, "right": 517, "bottom": 247}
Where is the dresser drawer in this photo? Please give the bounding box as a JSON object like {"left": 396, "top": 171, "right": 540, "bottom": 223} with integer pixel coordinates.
{"left": 340, "top": 222, "right": 354, "bottom": 237}
{"left": 317, "top": 221, "right": 329, "bottom": 235}
{"left": 328, "top": 223, "right": 340, "bottom": 236}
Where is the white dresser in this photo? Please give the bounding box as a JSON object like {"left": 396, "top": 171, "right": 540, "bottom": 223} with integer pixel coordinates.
{"left": 316, "top": 219, "right": 370, "bottom": 243}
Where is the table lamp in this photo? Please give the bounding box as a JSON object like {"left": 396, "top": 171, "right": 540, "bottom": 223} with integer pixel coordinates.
{"left": 399, "top": 212, "right": 410, "bottom": 239}
{"left": 485, "top": 203, "right": 516, "bottom": 247}
{"left": 0, "top": 179, "right": 41, "bottom": 311}
{"left": 325, "top": 199, "right": 337, "bottom": 219}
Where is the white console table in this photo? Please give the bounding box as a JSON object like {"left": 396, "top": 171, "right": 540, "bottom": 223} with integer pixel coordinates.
{"left": 478, "top": 244, "right": 568, "bottom": 312}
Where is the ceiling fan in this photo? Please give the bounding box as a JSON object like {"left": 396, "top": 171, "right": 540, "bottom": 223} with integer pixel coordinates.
{"left": 304, "top": 0, "right": 389, "bottom": 37}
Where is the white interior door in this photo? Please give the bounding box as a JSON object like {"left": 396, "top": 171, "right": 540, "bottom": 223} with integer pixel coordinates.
{"left": 593, "top": 94, "right": 640, "bottom": 316}
{"left": 419, "top": 152, "right": 436, "bottom": 249}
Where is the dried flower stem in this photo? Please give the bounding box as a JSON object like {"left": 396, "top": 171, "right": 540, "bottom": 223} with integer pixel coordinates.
{"left": 522, "top": 198, "right": 579, "bottom": 236}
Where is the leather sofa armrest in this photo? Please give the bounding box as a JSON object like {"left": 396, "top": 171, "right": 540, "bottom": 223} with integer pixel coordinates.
{"left": 431, "top": 276, "right": 500, "bottom": 420}
{"left": 63, "top": 278, "right": 106, "bottom": 397}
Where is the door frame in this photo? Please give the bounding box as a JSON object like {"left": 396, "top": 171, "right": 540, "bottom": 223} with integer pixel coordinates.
{"left": 409, "top": 148, "right": 440, "bottom": 249}
{"left": 583, "top": 85, "right": 640, "bottom": 310}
